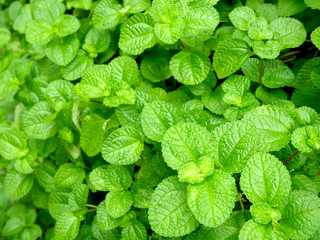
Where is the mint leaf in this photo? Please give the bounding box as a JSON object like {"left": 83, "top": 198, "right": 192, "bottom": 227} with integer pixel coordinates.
{"left": 4, "top": 170, "right": 34, "bottom": 200}
{"left": 240, "top": 152, "right": 291, "bottom": 207}
{"left": 239, "top": 220, "right": 282, "bottom": 240}
{"left": 102, "top": 126, "right": 144, "bottom": 165}
{"left": 54, "top": 14, "right": 80, "bottom": 37}
{"left": 0, "top": 127, "right": 28, "bottom": 160}
{"left": 0, "top": 27, "right": 11, "bottom": 47}
{"left": 250, "top": 202, "right": 281, "bottom": 224}
{"left": 97, "top": 200, "right": 121, "bottom": 230}
{"left": 105, "top": 190, "right": 133, "bottom": 218}
{"left": 169, "top": 49, "right": 211, "bottom": 85}
{"left": 229, "top": 6, "right": 256, "bottom": 31}
{"left": 148, "top": 176, "right": 199, "bottom": 237}
{"left": 55, "top": 212, "right": 81, "bottom": 239}
{"left": 46, "top": 80, "right": 75, "bottom": 111}
{"left": 252, "top": 40, "right": 281, "bottom": 59}
{"left": 311, "top": 26, "right": 320, "bottom": 49}
{"left": 291, "top": 125, "right": 320, "bottom": 153}
{"left": 54, "top": 163, "right": 86, "bottom": 187}
{"left": 122, "top": 220, "right": 147, "bottom": 240}
{"left": 212, "top": 39, "right": 252, "bottom": 79}
{"left": 187, "top": 170, "right": 237, "bottom": 228}
{"left": 25, "top": 20, "right": 54, "bottom": 45}
{"left": 92, "top": 0, "right": 123, "bottom": 30}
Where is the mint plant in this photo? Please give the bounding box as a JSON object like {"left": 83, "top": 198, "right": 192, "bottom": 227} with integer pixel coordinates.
{"left": 0, "top": 0, "right": 320, "bottom": 239}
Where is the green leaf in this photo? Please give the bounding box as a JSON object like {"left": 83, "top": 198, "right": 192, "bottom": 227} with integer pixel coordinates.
{"left": 119, "top": 13, "right": 157, "bottom": 55}
{"left": 270, "top": 17, "right": 306, "bottom": 49}
{"left": 148, "top": 176, "right": 199, "bottom": 237}
{"left": 33, "top": 0, "right": 65, "bottom": 22}
{"left": 92, "top": 217, "right": 121, "bottom": 240}
{"left": 97, "top": 200, "right": 121, "bottom": 230}
{"left": 278, "top": 0, "right": 307, "bottom": 16}
{"left": 0, "top": 27, "right": 11, "bottom": 47}
{"left": 131, "top": 183, "right": 153, "bottom": 208}
{"left": 20, "top": 224, "right": 42, "bottom": 240}
{"left": 83, "top": 28, "right": 111, "bottom": 57}
{"left": 103, "top": 80, "right": 136, "bottom": 107}
{"left": 252, "top": 40, "right": 281, "bottom": 59}
{"left": 243, "top": 105, "right": 295, "bottom": 151}
{"left": 54, "top": 14, "right": 80, "bottom": 37}
{"left": 2, "top": 216, "right": 25, "bottom": 237}
{"left": 212, "top": 39, "right": 252, "bottom": 79}
{"left": 229, "top": 6, "right": 256, "bottom": 31}
{"left": 80, "top": 113, "right": 107, "bottom": 157}
{"left": 140, "top": 48, "right": 172, "bottom": 82}
{"left": 169, "top": 49, "right": 211, "bottom": 85}
{"left": 48, "top": 188, "right": 73, "bottom": 220}
{"left": 255, "top": 86, "right": 288, "bottom": 104}
{"left": 141, "top": 100, "right": 181, "bottom": 142}
{"left": 294, "top": 57, "right": 320, "bottom": 88}
{"left": 149, "top": 0, "right": 183, "bottom": 23}
{"left": 124, "top": 0, "right": 151, "bottom": 13}
{"left": 61, "top": 50, "right": 94, "bottom": 81}
{"left": 211, "top": 120, "right": 260, "bottom": 173}
{"left": 304, "top": 0, "right": 320, "bottom": 10}
{"left": 255, "top": 3, "right": 279, "bottom": 21}
{"left": 294, "top": 106, "right": 318, "bottom": 126}
{"left": 122, "top": 220, "right": 147, "bottom": 240}
{"left": 69, "top": 183, "right": 89, "bottom": 212}
{"left": 291, "top": 125, "right": 320, "bottom": 153}
{"left": 311, "top": 26, "right": 320, "bottom": 49}
{"left": 92, "top": 0, "right": 123, "bottom": 30}
{"left": 54, "top": 163, "right": 86, "bottom": 187}
{"left": 184, "top": 3, "right": 220, "bottom": 35}
{"left": 45, "top": 35, "right": 79, "bottom": 66}
{"left": 154, "top": 18, "right": 184, "bottom": 44}
{"left": 187, "top": 170, "right": 237, "bottom": 228}
{"left": 201, "top": 86, "right": 230, "bottom": 115}
{"left": 291, "top": 175, "right": 318, "bottom": 195}
{"left": 0, "top": 128, "right": 28, "bottom": 160}
{"left": 25, "top": 20, "right": 54, "bottom": 45}
{"left": 55, "top": 212, "right": 81, "bottom": 240}
{"left": 162, "top": 122, "right": 215, "bottom": 171}
{"left": 240, "top": 152, "right": 291, "bottom": 207}
{"left": 34, "top": 162, "right": 57, "bottom": 192}
{"left": 105, "top": 190, "right": 133, "bottom": 218}
{"left": 277, "top": 190, "right": 320, "bottom": 239}
{"left": 248, "top": 18, "right": 273, "bottom": 40}
{"left": 67, "top": 0, "right": 92, "bottom": 10}
{"left": 250, "top": 202, "right": 281, "bottom": 224}
{"left": 5, "top": 170, "right": 34, "bottom": 200}
{"left": 238, "top": 220, "right": 283, "bottom": 240}
{"left": 102, "top": 126, "right": 144, "bottom": 165}
{"left": 311, "top": 66, "right": 320, "bottom": 88}
{"left": 0, "top": 71, "right": 20, "bottom": 101}
{"left": 22, "top": 101, "right": 58, "bottom": 140}
{"left": 13, "top": 4, "right": 32, "bottom": 33}
{"left": 46, "top": 80, "right": 75, "bottom": 111}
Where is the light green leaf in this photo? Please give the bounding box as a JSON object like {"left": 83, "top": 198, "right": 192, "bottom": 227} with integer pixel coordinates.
{"left": 187, "top": 170, "right": 237, "bottom": 228}
{"left": 270, "top": 17, "right": 306, "bottom": 49}
{"left": 105, "top": 190, "right": 132, "bottom": 218}
{"left": 255, "top": 3, "right": 279, "bottom": 21}
{"left": 124, "top": 0, "right": 151, "bottom": 13}
{"left": 311, "top": 26, "right": 320, "bottom": 49}
{"left": 149, "top": 0, "right": 183, "bottom": 23}
{"left": 55, "top": 212, "right": 81, "bottom": 240}
{"left": 201, "top": 86, "right": 230, "bottom": 115}
{"left": 45, "top": 35, "right": 79, "bottom": 66}
{"left": 162, "top": 122, "right": 215, "bottom": 171}
{"left": 248, "top": 18, "right": 273, "bottom": 40}
{"left": 119, "top": 13, "right": 157, "bottom": 55}
{"left": 20, "top": 224, "right": 42, "bottom": 240}
{"left": 5, "top": 170, "right": 34, "bottom": 200}
{"left": 291, "top": 125, "right": 320, "bottom": 153}
{"left": 83, "top": 28, "right": 111, "bottom": 57}
{"left": 108, "top": 56, "right": 139, "bottom": 86}
{"left": 0, "top": 71, "right": 19, "bottom": 101}
{"left": 92, "top": 217, "right": 122, "bottom": 240}
{"left": 140, "top": 48, "right": 172, "bottom": 82}
{"left": 54, "top": 14, "right": 80, "bottom": 37}
{"left": 255, "top": 86, "right": 288, "bottom": 104}
{"left": 252, "top": 40, "right": 281, "bottom": 59}
{"left": 141, "top": 100, "right": 181, "bottom": 142}
{"left": 102, "top": 80, "right": 136, "bottom": 107}
{"left": 148, "top": 176, "right": 199, "bottom": 237}
{"left": 25, "top": 20, "right": 54, "bottom": 45}
{"left": 48, "top": 188, "right": 73, "bottom": 220}
{"left": 46, "top": 80, "right": 75, "bottom": 111}
{"left": 239, "top": 220, "right": 284, "bottom": 240}
{"left": 277, "top": 190, "right": 320, "bottom": 239}
{"left": 122, "top": 220, "right": 147, "bottom": 240}
{"left": 311, "top": 66, "right": 320, "bottom": 88}
{"left": 291, "top": 175, "right": 318, "bottom": 195}
{"left": 0, "top": 27, "right": 11, "bottom": 47}
{"left": 184, "top": 3, "right": 220, "bottom": 35}
{"left": 33, "top": 0, "right": 65, "bottom": 22}
{"left": 67, "top": 0, "right": 92, "bottom": 10}
{"left": 92, "top": 0, "right": 123, "bottom": 30}
{"left": 13, "top": 4, "right": 32, "bottom": 33}
{"left": 131, "top": 183, "right": 153, "bottom": 208}
{"left": 229, "top": 6, "right": 256, "bottom": 31}
{"left": 154, "top": 18, "right": 184, "bottom": 44}
{"left": 2, "top": 216, "right": 25, "bottom": 237}
{"left": 97, "top": 200, "right": 121, "bottom": 230}
{"left": 22, "top": 102, "right": 58, "bottom": 140}
{"left": 61, "top": 50, "right": 94, "bottom": 81}
{"left": 212, "top": 39, "right": 252, "bottom": 79}
{"left": 278, "top": 0, "right": 307, "bottom": 16}
{"left": 187, "top": 71, "right": 217, "bottom": 96}
{"left": 294, "top": 106, "right": 318, "bottom": 126}
{"left": 54, "top": 163, "right": 86, "bottom": 187}
{"left": 169, "top": 49, "right": 211, "bottom": 85}
{"left": 80, "top": 113, "right": 107, "bottom": 157}
{"left": 240, "top": 152, "right": 291, "bottom": 207}
{"left": 304, "top": 0, "right": 320, "bottom": 10}
{"left": 69, "top": 183, "right": 89, "bottom": 212}
{"left": 212, "top": 120, "right": 260, "bottom": 173}
{"left": 0, "top": 128, "right": 28, "bottom": 160}
{"left": 102, "top": 126, "right": 144, "bottom": 165}
{"left": 243, "top": 105, "right": 295, "bottom": 151}
{"left": 250, "top": 202, "right": 281, "bottom": 224}
{"left": 34, "top": 162, "right": 57, "bottom": 192}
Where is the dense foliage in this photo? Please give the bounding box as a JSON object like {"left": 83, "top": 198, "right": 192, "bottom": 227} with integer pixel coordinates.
{"left": 0, "top": 0, "right": 320, "bottom": 239}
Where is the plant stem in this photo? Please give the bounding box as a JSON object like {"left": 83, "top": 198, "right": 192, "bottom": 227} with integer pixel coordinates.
{"left": 239, "top": 198, "right": 245, "bottom": 211}
{"left": 259, "top": 58, "right": 263, "bottom": 86}
{"left": 313, "top": 49, "right": 319, "bottom": 58}
{"left": 85, "top": 204, "right": 98, "bottom": 209}
{"left": 88, "top": 208, "right": 97, "bottom": 212}
{"left": 178, "top": 39, "right": 185, "bottom": 50}
{"left": 90, "top": 99, "right": 103, "bottom": 104}
{"left": 283, "top": 56, "right": 297, "bottom": 63}
{"left": 277, "top": 51, "right": 301, "bottom": 60}
{"left": 283, "top": 151, "right": 301, "bottom": 165}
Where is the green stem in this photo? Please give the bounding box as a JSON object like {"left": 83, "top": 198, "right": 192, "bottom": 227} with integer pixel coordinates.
{"left": 178, "top": 39, "right": 185, "bottom": 50}
{"left": 85, "top": 204, "right": 98, "bottom": 209}
{"left": 277, "top": 50, "right": 301, "bottom": 60}
{"left": 259, "top": 58, "right": 263, "bottom": 86}
{"left": 283, "top": 151, "right": 300, "bottom": 165}
{"left": 239, "top": 198, "right": 245, "bottom": 211}
{"left": 313, "top": 49, "right": 319, "bottom": 58}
